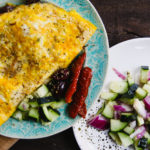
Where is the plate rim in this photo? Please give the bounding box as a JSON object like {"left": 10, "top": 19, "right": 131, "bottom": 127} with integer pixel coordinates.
{"left": 73, "top": 37, "right": 150, "bottom": 150}
{"left": 0, "top": 0, "right": 109, "bottom": 139}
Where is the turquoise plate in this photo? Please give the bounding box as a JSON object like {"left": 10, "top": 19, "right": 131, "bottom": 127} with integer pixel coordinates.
{"left": 0, "top": 0, "right": 109, "bottom": 139}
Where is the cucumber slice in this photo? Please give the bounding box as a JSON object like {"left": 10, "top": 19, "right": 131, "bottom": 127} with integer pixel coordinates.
{"left": 123, "top": 126, "right": 134, "bottom": 134}
{"left": 127, "top": 72, "right": 134, "bottom": 86}
{"left": 42, "top": 106, "right": 60, "bottom": 122}
{"left": 118, "top": 132, "right": 133, "bottom": 147}
{"left": 135, "top": 87, "right": 147, "bottom": 99}
{"left": 102, "top": 101, "right": 116, "bottom": 119}
{"left": 109, "top": 132, "right": 121, "bottom": 145}
{"left": 119, "top": 97, "right": 135, "bottom": 105}
{"left": 144, "top": 132, "right": 150, "bottom": 144}
{"left": 135, "top": 146, "right": 143, "bottom": 150}
{"left": 134, "top": 139, "right": 143, "bottom": 150}
{"left": 109, "top": 81, "right": 128, "bottom": 94}
{"left": 12, "top": 110, "right": 23, "bottom": 121}
{"left": 143, "top": 84, "right": 150, "bottom": 95}
{"left": 133, "top": 99, "right": 147, "bottom": 119}
{"left": 41, "top": 119, "right": 51, "bottom": 126}
{"left": 120, "top": 113, "right": 136, "bottom": 122}
{"left": 100, "top": 92, "right": 118, "bottom": 101}
{"left": 147, "top": 81, "right": 150, "bottom": 85}
{"left": 35, "top": 85, "right": 49, "bottom": 97}
{"left": 28, "top": 108, "right": 39, "bottom": 121}
{"left": 122, "top": 84, "right": 138, "bottom": 99}
{"left": 29, "top": 100, "right": 39, "bottom": 108}
{"left": 137, "top": 115, "right": 144, "bottom": 126}
{"left": 97, "top": 103, "right": 105, "bottom": 115}
{"left": 22, "top": 112, "right": 28, "bottom": 120}
{"left": 110, "top": 119, "right": 127, "bottom": 132}
{"left": 37, "top": 96, "right": 55, "bottom": 105}
{"left": 18, "top": 101, "right": 29, "bottom": 112}
{"left": 140, "top": 66, "right": 149, "bottom": 84}
{"left": 46, "top": 92, "right": 52, "bottom": 97}
{"left": 48, "top": 99, "right": 65, "bottom": 109}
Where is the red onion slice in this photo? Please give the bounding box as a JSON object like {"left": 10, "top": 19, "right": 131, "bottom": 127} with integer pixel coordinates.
{"left": 113, "top": 68, "right": 126, "bottom": 80}
{"left": 88, "top": 115, "right": 109, "bottom": 130}
{"left": 144, "top": 96, "right": 150, "bottom": 111}
{"left": 130, "top": 126, "right": 146, "bottom": 139}
{"left": 114, "top": 104, "right": 132, "bottom": 112}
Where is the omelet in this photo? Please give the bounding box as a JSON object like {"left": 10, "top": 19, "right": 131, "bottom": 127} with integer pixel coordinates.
{"left": 0, "top": 3, "right": 96, "bottom": 125}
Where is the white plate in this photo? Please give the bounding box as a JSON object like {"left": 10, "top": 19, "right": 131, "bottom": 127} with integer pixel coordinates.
{"left": 73, "top": 38, "right": 150, "bottom": 150}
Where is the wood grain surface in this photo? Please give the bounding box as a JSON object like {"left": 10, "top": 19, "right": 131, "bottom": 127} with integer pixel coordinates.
{"left": 0, "top": 136, "right": 17, "bottom": 150}
{"left": 2, "top": 0, "right": 150, "bottom": 150}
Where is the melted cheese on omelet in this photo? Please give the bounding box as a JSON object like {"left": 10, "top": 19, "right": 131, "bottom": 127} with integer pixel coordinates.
{"left": 0, "top": 3, "right": 96, "bottom": 125}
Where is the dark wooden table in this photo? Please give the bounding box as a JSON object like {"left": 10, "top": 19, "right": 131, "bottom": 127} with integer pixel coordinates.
{"left": 10, "top": 0, "right": 150, "bottom": 149}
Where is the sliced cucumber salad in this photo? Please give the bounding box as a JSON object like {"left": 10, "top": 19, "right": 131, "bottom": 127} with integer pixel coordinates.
{"left": 12, "top": 84, "right": 65, "bottom": 126}
{"left": 88, "top": 67, "right": 150, "bottom": 149}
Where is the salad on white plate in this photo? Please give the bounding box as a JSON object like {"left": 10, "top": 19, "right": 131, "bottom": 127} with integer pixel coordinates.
{"left": 89, "top": 66, "right": 150, "bottom": 150}
{"left": 73, "top": 38, "right": 150, "bottom": 150}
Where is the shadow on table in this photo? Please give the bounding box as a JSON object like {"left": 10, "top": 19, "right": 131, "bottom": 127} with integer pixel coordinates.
{"left": 10, "top": 128, "right": 80, "bottom": 150}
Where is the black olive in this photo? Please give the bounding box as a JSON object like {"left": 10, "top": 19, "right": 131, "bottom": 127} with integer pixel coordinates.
{"left": 0, "top": 4, "right": 15, "bottom": 14}
{"left": 52, "top": 68, "right": 70, "bottom": 81}
{"left": 48, "top": 80, "right": 66, "bottom": 98}
{"left": 26, "top": 0, "right": 40, "bottom": 5}
{"left": 138, "top": 138, "right": 148, "bottom": 148}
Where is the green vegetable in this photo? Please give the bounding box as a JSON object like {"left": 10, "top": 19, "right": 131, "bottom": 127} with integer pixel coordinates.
{"left": 28, "top": 108, "right": 39, "bottom": 121}
{"left": 18, "top": 101, "right": 29, "bottom": 112}
{"left": 109, "top": 132, "right": 121, "bottom": 145}
{"left": 123, "top": 126, "right": 134, "bottom": 134}
{"left": 120, "top": 113, "right": 136, "bottom": 122}
{"left": 35, "top": 85, "right": 49, "bottom": 97}
{"left": 100, "top": 92, "right": 118, "bottom": 101}
{"left": 118, "top": 132, "right": 133, "bottom": 147}
{"left": 137, "top": 115, "right": 144, "bottom": 126}
{"left": 12, "top": 110, "right": 23, "bottom": 121}
{"left": 110, "top": 119, "right": 127, "bottom": 132}
{"left": 109, "top": 81, "right": 128, "bottom": 94}
{"left": 102, "top": 101, "right": 116, "bottom": 119}
{"left": 127, "top": 72, "right": 134, "bottom": 86}
{"left": 135, "top": 87, "right": 147, "bottom": 99}
{"left": 140, "top": 66, "right": 149, "bottom": 84}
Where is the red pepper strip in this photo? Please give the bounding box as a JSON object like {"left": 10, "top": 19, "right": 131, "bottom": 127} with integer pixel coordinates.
{"left": 78, "top": 103, "right": 87, "bottom": 118}
{"left": 65, "top": 52, "right": 86, "bottom": 103}
{"left": 69, "top": 67, "right": 92, "bottom": 118}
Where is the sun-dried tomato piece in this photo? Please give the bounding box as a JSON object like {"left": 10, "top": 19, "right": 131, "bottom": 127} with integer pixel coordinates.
{"left": 69, "top": 67, "right": 92, "bottom": 118}
{"left": 65, "top": 52, "right": 86, "bottom": 103}
{"left": 78, "top": 103, "right": 87, "bottom": 118}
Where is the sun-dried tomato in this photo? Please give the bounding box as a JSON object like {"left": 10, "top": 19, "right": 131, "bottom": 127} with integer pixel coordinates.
{"left": 69, "top": 67, "right": 92, "bottom": 118}
{"left": 78, "top": 103, "right": 87, "bottom": 118}
{"left": 65, "top": 52, "right": 86, "bottom": 103}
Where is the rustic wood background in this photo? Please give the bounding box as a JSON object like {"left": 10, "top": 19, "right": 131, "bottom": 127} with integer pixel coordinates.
{"left": 10, "top": 0, "right": 150, "bottom": 149}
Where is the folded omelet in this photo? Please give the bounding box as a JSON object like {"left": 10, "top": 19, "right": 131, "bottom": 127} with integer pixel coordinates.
{"left": 0, "top": 3, "right": 96, "bottom": 125}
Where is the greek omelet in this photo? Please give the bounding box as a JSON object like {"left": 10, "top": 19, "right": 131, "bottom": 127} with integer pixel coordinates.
{"left": 0, "top": 3, "right": 96, "bottom": 125}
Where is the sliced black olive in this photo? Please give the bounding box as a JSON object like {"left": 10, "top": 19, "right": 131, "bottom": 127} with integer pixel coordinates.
{"left": 36, "top": 96, "right": 56, "bottom": 105}
{"left": 48, "top": 80, "right": 66, "bottom": 98}
{"left": 122, "top": 84, "right": 138, "bottom": 99}
{"left": 138, "top": 138, "right": 148, "bottom": 148}
{"left": 141, "top": 66, "right": 149, "bottom": 70}
{"left": 52, "top": 68, "right": 70, "bottom": 81}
